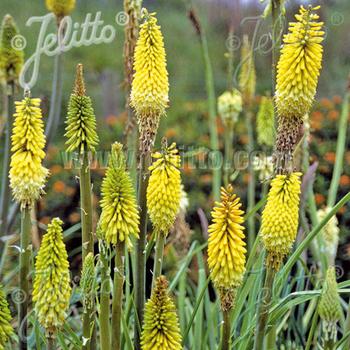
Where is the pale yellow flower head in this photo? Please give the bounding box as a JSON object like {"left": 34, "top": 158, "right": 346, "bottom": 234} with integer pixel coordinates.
{"left": 10, "top": 97, "right": 49, "bottom": 208}
{"left": 207, "top": 185, "right": 246, "bottom": 289}
{"left": 147, "top": 142, "right": 182, "bottom": 235}
{"left": 261, "top": 172, "right": 302, "bottom": 270}
{"left": 275, "top": 6, "right": 324, "bottom": 118}
{"left": 130, "top": 10, "right": 169, "bottom": 152}
{"left": 217, "top": 89, "right": 242, "bottom": 125}
{"left": 207, "top": 185, "right": 246, "bottom": 310}
{"left": 33, "top": 218, "right": 71, "bottom": 335}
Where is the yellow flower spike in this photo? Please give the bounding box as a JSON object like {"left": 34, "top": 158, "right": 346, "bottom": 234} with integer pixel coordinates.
{"left": 261, "top": 172, "right": 302, "bottom": 270}
{"left": 130, "top": 10, "right": 169, "bottom": 152}
{"left": 99, "top": 142, "right": 140, "bottom": 248}
{"left": 275, "top": 5, "right": 324, "bottom": 118}
{"left": 207, "top": 185, "right": 246, "bottom": 310}
{"left": 45, "top": 0, "right": 76, "bottom": 19}
{"left": 141, "top": 276, "right": 182, "bottom": 350}
{"left": 33, "top": 218, "right": 71, "bottom": 335}
{"left": 9, "top": 97, "right": 49, "bottom": 208}
{"left": 147, "top": 142, "right": 182, "bottom": 235}
{"left": 65, "top": 64, "right": 99, "bottom": 154}
{"left": 257, "top": 96, "right": 275, "bottom": 147}
{"left": 239, "top": 35, "right": 256, "bottom": 105}
{"left": 318, "top": 267, "right": 342, "bottom": 345}
{"left": 0, "top": 285, "right": 13, "bottom": 349}
{"left": 0, "top": 15, "right": 24, "bottom": 85}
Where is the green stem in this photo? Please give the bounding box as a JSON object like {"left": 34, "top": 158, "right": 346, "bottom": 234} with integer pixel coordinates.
{"left": 111, "top": 242, "right": 125, "bottom": 350}
{"left": 19, "top": 206, "right": 31, "bottom": 350}
{"left": 222, "top": 309, "right": 231, "bottom": 350}
{"left": 327, "top": 91, "right": 349, "bottom": 208}
{"left": 254, "top": 265, "right": 276, "bottom": 350}
{"left": 134, "top": 152, "right": 151, "bottom": 350}
{"left": 200, "top": 23, "right": 220, "bottom": 201}
{"left": 152, "top": 233, "right": 165, "bottom": 287}
{"left": 45, "top": 23, "right": 64, "bottom": 145}
{"left": 80, "top": 152, "right": 94, "bottom": 350}
{"left": 271, "top": 0, "right": 282, "bottom": 95}
{"left": 246, "top": 111, "right": 255, "bottom": 251}
{"left": 266, "top": 324, "right": 277, "bottom": 350}
{"left": 47, "top": 337, "right": 55, "bottom": 350}
{"left": 99, "top": 244, "right": 111, "bottom": 350}
{"left": 0, "top": 82, "right": 15, "bottom": 238}
{"left": 223, "top": 125, "right": 234, "bottom": 187}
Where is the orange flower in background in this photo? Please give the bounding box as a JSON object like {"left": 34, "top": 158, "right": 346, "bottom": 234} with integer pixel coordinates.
{"left": 328, "top": 110, "right": 339, "bottom": 121}
{"left": 240, "top": 135, "right": 249, "bottom": 145}
{"left": 50, "top": 164, "right": 63, "bottom": 175}
{"left": 315, "top": 193, "right": 325, "bottom": 205}
{"left": 165, "top": 128, "right": 177, "bottom": 138}
{"left": 200, "top": 174, "right": 212, "bottom": 184}
{"left": 320, "top": 97, "right": 334, "bottom": 110}
{"left": 332, "top": 95, "right": 342, "bottom": 104}
{"left": 311, "top": 111, "right": 324, "bottom": 122}
{"left": 340, "top": 175, "right": 350, "bottom": 187}
{"left": 69, "top": 212, "right": 80, "bottom": 223}
{"left": 53, "top": 180, "right": 66, "bottom": 193}
{"left": 65, "top": 186, "right": 76, "bottom": 197}
{"left": 105, "top": 114, "right": 118, "bottom": 127}
{"left": 40, "top": 216, "right": 50, "bottom": 225}
{"left": 324, "top": 152, "right": 336, "bottom": 164}
{"left": 183, "top": 162, "right": 193, "bottom": 175}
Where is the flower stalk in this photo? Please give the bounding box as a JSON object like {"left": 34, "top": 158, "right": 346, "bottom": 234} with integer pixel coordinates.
{"left": 253, "top": 265, "right": 276, "bottom": 350}
{"left": 98, "top": 239, "right": 111, "bottom": 350}
{"left": 65, "top": 63, "right": 99, "bottom": 350}
{"left": 130, "top": 10, "right": 169, "bottom": 347}
{"left": 152, "top": 233, "right": 165, "bottom": 286}
{"left": 19, "top": 206, "right": 31, "bottom": 349}
{"left": 111, "top": 242, "right": 125, "bottom": 350}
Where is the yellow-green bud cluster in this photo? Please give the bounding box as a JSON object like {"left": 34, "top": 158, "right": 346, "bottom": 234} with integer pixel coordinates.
{"left": 0, "top": 285, "right": 13, "bottom": 350}
{"left": 0, "top": 15, "right": 24, "bottom": 84}
{"left": 80, "top": 252, "right": 95, "bottom": 313}
{"left": 141, "top": 276, "right": 182, "bottom": 350}
{"left": 65, "top": 64, "right": 99, "bottom": 154}
{"left": 318, "top": 267, "right": 342, "bottom": 345}
{"left": 99, "top": 142, "right": 140, "bottom": 248}
{"left": 257, "top": 96, "right": 275, "bottom": 147}
{"left": 33, "top": 218, "right": 71, "bottom": 335}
